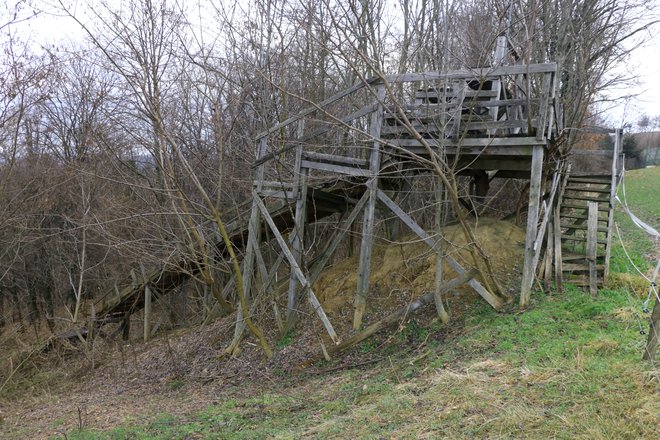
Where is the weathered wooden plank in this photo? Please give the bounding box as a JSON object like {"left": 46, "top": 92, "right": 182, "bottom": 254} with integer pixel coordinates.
{"left": 140, "top": 264, "right": 151, "bottom": 343}
{"left": 560, "top": 214, "right": 608, "bottom": 222}
{"left": 560, "top": 223, "right": 608, "bottom": 233}
{"left": 643, "top": 266, "right": 660, "bottom": 360}
{"left": 255, "top": 180, "right": 295, "bottom": 189}
{"left": 355, "top": 86, "right": 385, "bottom": 329}
{"left": 301, "top": 160, "right": 371, "bottom": 177}
{"left": 385, "top": 63, "right": 558, "bottom": 83}
{"left": 528, "top": 168, "right": 560, "bottom": 296}
{"left": 554, "top": 200, "right": 564, "bottom": 293}
{"left": 387, "top": 137, "right": 545, "bottom": 149}
{"left": 586, "top": 201, "right": 599, "bottom": 297}
{"left": 232, "top": 138, "right": 268, "bottom": 344}
{"left": 563, "top": 263, "right": 606, "bottom": 271}
{"left": 564, "top": 186, "right": 611, "bottom": 193}
{"left": 536, "top": 72, "right": 552, "bottom": 141}
{"left": 286, "top": 165, "right": 309, "bottom": 330}
{"left": 543, "top": 218, "right": 554, "bottom": 292}
{"left": 520, "top": 145, "right": 544, "bottom": 307}
{"left": 257, "top": 190, "right": 296, "bottom": 199}
{"left": 302, "top": 151, "right": 369, "bottom": 167}
{"left": 604, "top": 130, "right": 621, "bottom": 282}
{"left": 463, "top": 119, "right": 530, "bottom": 131}
{"left": 561, "top": 235, "right": 607, "bottom": 245}
{"left": 253, "top": 192, "right": 339, "bottom": 344}
{"left": 375, "top": 188, "right": 504, "bottom": 310}
{"left": 562, "top": 194, "right": 610, "bottom": 203}
{"left": 560, "top": 202, "right": 609, "bottom": 212}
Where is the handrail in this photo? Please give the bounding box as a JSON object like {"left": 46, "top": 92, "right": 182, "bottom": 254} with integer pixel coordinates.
{"left": 254, "top": 63, "right": 557, "bottom": 143}
{"left": 382, "top": 62, "right": 557, "bottom": 83}
{"left": 252, "top": 62, "right": 558, "bottom": 166}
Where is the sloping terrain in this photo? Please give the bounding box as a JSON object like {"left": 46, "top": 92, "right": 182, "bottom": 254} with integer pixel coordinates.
{"left": 1, "top": 169, "right": 658, "bottom": 439}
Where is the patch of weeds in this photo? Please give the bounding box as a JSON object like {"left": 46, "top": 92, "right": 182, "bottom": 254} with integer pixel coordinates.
{"left": 358, "top": 338, "right": 379, "bottom": 353}
{"left": 399, "top": 318, "right": 430, "bottom": 343}
{"left": 275, "top": 329, "right": 295, "bottom": 349}
{"left": 165, "top": 377, "right": 184, "bottom": 391}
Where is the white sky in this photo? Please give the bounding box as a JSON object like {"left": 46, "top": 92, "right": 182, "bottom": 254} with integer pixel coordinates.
{"left": 6, "top": 0, "right": 660, "bottom": 129}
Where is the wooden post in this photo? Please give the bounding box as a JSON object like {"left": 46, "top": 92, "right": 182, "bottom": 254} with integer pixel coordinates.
{"left": 140, "top": 264, "right": 151, "bottom": 342}
{"left": 603, "top": 128, "right": 621, "bottom": 282}
{"left": 130, "top": 269, "right": 138, "bottom": 289}
{"left": 285, "top": 155, "right": 308, "bottom": 331}
{"left": 520, "top": 144, "right": 544, "bottom": 307}
{"left": 254, "top": 193, "right": 339, "bottom": 343}
{"left": 586, "top": 201, "right": 598, "bottom": 297}
{"left": 543, "top": 218, "right": 554, "bottom": 292}
{"left": 354, "top": 84, "right": 385, "bottom": 330}
{"left": 643, "top": 295, "right": 660, "bottom": 361}
{"left": 231, "top": 137, "right": 267, "bottom": 344}
{"left": 553, "top": 165, "right": 570, "bottom": 293}
{"left": 434, "top": 177, "right": 450, "bottom": 323}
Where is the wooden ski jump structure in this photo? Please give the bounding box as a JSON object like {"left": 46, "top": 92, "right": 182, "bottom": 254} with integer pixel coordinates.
{"left": 89, "top": 53, "right": 623, "bottom": 343}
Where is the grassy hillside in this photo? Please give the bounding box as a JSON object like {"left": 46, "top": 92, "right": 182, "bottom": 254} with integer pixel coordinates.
{"left": 3, "top": 168, "right": 658, "bottom": 440}
{"left": 60, "top": 285, "right": 657, "bottom": 440}
{"left": 58, "top": 172, "right": 659, "bottom": 439}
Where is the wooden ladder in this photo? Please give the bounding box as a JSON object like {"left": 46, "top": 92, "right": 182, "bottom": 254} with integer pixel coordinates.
{"left": 558, "top": 175, "right": 614, "bottom": 289}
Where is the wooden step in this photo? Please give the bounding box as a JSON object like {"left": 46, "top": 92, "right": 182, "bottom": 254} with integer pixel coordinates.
{"left": 561, "top": 235, "right": 607, "bottom": 244}
{"left": 560, "top": 203, "right": 609, "bottom": 212}
{"left": 562, "top": 263, "right": 606, "bottom": 272}
{"left": 562, "top": 194, "right": 610, "bottom": 203}
{"left": 562, "top": 252, "right": 588, "bottom": 262}
{"left": 560, "top": 224, "right": 608, "bottom": 233}
{"left": 565, "top": 276, "right": 604, "bottom": 287}
{"left": 564, "top": 186, "right": 611, "bottom": 193}
{"left": 568, "top": 177, "right": 612, "bottom": 184}
{"left": 560, "top": 214, "right": 608, "bottom": 222}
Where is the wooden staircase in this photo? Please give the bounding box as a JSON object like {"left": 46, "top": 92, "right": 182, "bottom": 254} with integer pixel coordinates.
{"left": 558, "top": 175, "right": 615, "bottom": 288}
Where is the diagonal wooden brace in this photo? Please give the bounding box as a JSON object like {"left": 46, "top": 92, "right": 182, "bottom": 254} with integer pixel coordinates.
{"left": 375, "top": 188, "right": 505, "bottom": 310}
{"left": 253, "top": 192, "right": 340, "bottom": 344}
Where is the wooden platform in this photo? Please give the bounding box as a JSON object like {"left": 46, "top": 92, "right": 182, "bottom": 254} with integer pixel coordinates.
{"left": 90, "top": 61, "right": 602, "bottom": 337}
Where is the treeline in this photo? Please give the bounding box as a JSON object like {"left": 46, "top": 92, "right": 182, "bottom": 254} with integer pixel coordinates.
{"left": 0, "top": 0, "right": 654, "bottom": 331}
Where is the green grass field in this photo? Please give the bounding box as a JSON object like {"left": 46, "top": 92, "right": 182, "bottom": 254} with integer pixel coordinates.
{"left": 57, "top": 167, "right": 660, "bottom": 440}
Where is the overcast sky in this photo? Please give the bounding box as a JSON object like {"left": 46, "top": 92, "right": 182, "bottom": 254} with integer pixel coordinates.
{"left": 9, "top": 0, "right": 660, "bottom": 129}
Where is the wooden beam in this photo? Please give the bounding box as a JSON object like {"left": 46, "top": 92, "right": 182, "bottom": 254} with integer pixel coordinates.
{"left": 375, "top": 188, "right": 504, "bottom": 310}
{"left": 301, "top": 160, "right": 370, "bottom": 177}
{"left": 520, "top": 144, "right": 544, "bottom": 307}
{"left": 387, "top": 137, "right": 545, "bottom": 150}
{"left": 643, "top": 294, "right": 660, "bottom": 361}
{"left": 302, "top": 151, "right": 369, "bottom": 167}
{"left": 253, "top": 192, "right": 339, "bottom": 344}
{"left": 232, "top": 138, "right": 267, "bottom": 343}
{"left": 543, "top": 218, "right": 554, "bottom": 293}
{"left": 586, "top": 201, "right": 599, "bottom": 297}
{"left": 354, "top": 85, "right": 385, "bottom": 330}
{"left": 286, "top": 165, "right": 309, "bottom": 331}
{"left": 529, "top": 170, "right": 561, "bottom": 291}
{"left": 604, "top": 129, "right": 621, "bottom": 282}
{"left": 140, "top": 264, "right": 151, "bottom": 343}
{"left": 385, "top": 63, "right": 557, "bottom": 83}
